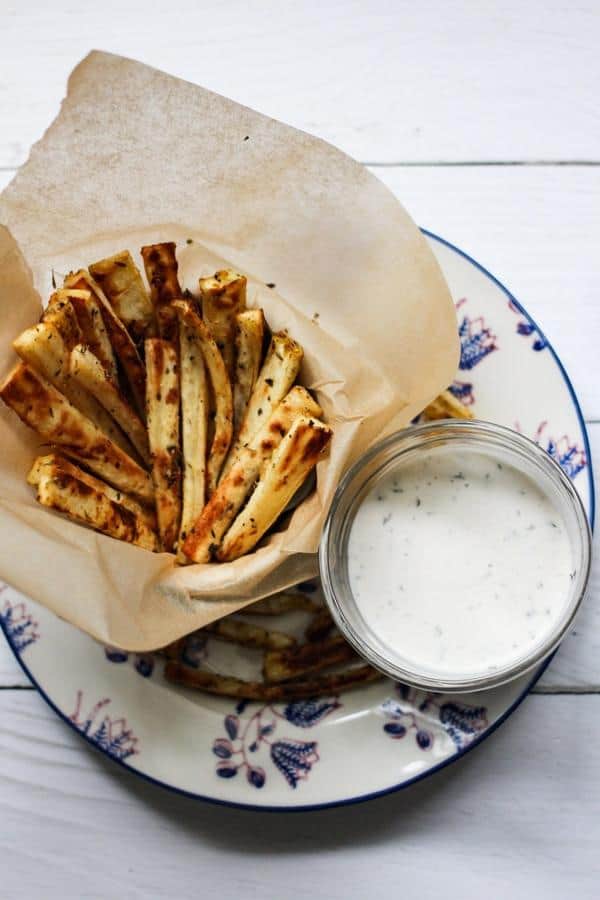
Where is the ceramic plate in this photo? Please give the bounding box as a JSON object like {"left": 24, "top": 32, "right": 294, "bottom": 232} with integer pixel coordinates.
{"left": 1, "top": 232, "right": 594, "bottom": 810}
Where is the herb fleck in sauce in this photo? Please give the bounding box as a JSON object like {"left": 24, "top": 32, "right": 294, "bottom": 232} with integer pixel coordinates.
{"left": 347, "top": 450, "right": 572, "bottom": 677}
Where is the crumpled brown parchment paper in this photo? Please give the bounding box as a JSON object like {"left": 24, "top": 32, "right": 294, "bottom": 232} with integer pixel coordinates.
{"left": 0, "top": 51, "right": 458, "bottom": 650}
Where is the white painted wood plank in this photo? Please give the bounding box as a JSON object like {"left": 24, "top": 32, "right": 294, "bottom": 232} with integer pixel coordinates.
{"left": 0, "top": 656, "right": 26, "bottom": 686}
{"left": 1, "top": 1, "right": 599, "bottom": 168}
{"left": 0, "top": 691, "right": 597, "bottom": 899}
{"left": 0, "top": 170, "right": 14, "bottom": 192}
{"left": 374, "top": 164, "right": 600, "bottom": 420}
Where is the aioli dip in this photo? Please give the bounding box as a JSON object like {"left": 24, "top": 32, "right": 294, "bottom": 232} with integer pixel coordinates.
{"left": 347, "top": 449, "right": 574, "bottom": 678}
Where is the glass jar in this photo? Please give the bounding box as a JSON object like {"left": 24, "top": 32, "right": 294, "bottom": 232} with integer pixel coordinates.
{"left": 319, "top": 419, "right": 592, "bottom": 692}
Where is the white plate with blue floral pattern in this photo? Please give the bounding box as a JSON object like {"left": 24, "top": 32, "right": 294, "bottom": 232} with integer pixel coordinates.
{"left": 0, "top": 231, "right": 594, "bottom": 810}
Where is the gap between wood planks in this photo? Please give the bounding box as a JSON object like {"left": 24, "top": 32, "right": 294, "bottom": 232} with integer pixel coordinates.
{"left": 366, "top": 161, "right": 600, "bottom": 168}
{"left": 2, "top": 162, "right": 600, "bottom": 174}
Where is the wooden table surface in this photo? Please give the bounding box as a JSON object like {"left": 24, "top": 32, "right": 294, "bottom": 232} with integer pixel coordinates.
{"left": 1, "top": 2, "right": 598, "bottom": 897}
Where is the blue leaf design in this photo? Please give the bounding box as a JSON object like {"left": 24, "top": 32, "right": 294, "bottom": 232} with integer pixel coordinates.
{"left": 93, "top": 719, "right": 109, "bottom": 748}
{"left": 517, "top": 321, "right": 534, "bottom": 336}
{"left": 270, "top": 740, "right": 318, "bottom": 788}
{"left": 448, "top": 381, "right": 474, "bottom": 404}
{"left": 212, "top": 738, "right": 233, "bottom": 759}
{"left": 104, "top": 647, "right": 129, "bottom": 664}
{"left": 248, "top": 741, "right": 258, "bottom": 753}
{"left": 236, "top": 699, "right": 249, "bottom": 715}
{"left": 416, "top": 729, "right": 433, "bottom": 750}
{"left": 384, "top": 722, "right": 407, "bottom": 738}
{"left": 282, "top": 699, "right": 339, "bottom": 728}
{"left": 181, "top": 633, "right": 207, "bottom": 668}
{"left": 397, "top": 684, "right": 411, "bottom": 700}
{"left": 216, "top": 764, "right": 238, "bottom": 779}
{"left": 224, "top": 714, "right": 239, "bottom": 741}
{"left": 438, "top": 703, "right": 488, "bottom": 749}
{"left": 247, "top": 767, "right": 266, "bottom": 789}
{"left": 260, "top": 724, "right": 275, "bottom": 736}
{"left": 381, "top": 699, "right": 405, "bottom": 718}
{"left": 13, "top": 633, "right": 37, "bottom": 654}
{"left": 0, "top": 603, "right": 39, "bottom": 655}
{"left": 117, "top": 747, "right": 137, "bottom": 761}
{"left": 11, "top": 622, "right": 29, "bottom": 639}
{"left": 134, "top": 655, "right": 154, "bottom": 678}
{"left": 109, "top": 730, "right": 133, "bottom": 756}
{"left": 533, "top": 337, "right": 547, "bottom": 351}
{"left": 458, "top": 315, "right": 497, "bottom": 370}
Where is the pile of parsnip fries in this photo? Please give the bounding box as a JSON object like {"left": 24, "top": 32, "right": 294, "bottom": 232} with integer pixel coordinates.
{"left": 0, "top": 243, "right": 332, "bottom": 562}
{"left": 162, "top": 590, "right": 384, "bottom": 700}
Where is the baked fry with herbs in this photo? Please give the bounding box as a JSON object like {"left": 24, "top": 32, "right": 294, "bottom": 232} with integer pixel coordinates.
{"left": 2, "top": 241, "right": 331, "bottom": 565}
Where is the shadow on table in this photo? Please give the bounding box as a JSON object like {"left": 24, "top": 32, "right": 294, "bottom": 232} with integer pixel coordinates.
{"left": 83, "top": 699, "right": 528, "bottom": 853}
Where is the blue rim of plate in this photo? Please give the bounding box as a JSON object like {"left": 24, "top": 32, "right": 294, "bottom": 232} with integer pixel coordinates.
{"left": 0, "top": 229, "right": 595, "bottom": 813}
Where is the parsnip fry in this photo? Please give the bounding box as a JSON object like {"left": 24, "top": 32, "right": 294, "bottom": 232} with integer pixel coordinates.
{"left": 0, "top": 363, "right": 153, "bottom": 502}
{"left": 141, "top": 242, "right": 182, "bottom": 341}
{"left": 42, "top": 292, "right": 83, "bottom": 351}
{"left": 218, "top": 415, "right": 331, "bottom": 562}
{"left": 238, "top": 593, "right": 320, "bottom": 616}
{"left": 182, "top": 386, "right": 321, "bottom": 563}
{"left": 263, "top": 634, "right": 355, "bottom": 683}
{"left": 35, "top": 471, "right": 158, "bottom": 550}
{"left": 13, "top": 322, "right": 135, "bottom": 456}
{"left": 160, "top": 638, "right": 185, "bottom": 661}
{"left": 145, "top": 339, "right": 182, "bottom": 552}
{"left": 173, "top": 300, "right": 233, "bottom": 494}
{"left": 199, "top": 270, "right": 246, "bottom": 378}
{"left": 28, "top": 454, "right": 157, "bottom": 530}
{"left": 222, "top": 331, "right": 303, "bottom": 476}
{"left": 233, "top": 308, "right": 265, "bottom": 437}
{"left": 164, "top": 661, "right": 381, "bottom": 700}
{"left": 64, "top": 270, "right": 147, "bottom": 418}
{"left": 5, "top": 244, "right": 336, "bottom": 567}
{"left": 421, "top": 389, "right": 474, "bottom": 421}
{"left": 305, "top": 609, "right": 335, "bottom": 643}
{"left": 70, "top": 344, "right": 150, "bottom": 464}
{"left": 89, "top": 251, "right": 155, "bottom": 342}
{"left": 65, "top": 289, "right": 119, "bottom": 384}
{"left": 177, "top": 320, "right": 209, "bottom": 559}
{"left": 203, "top": 618, "right": 296, "bottom": 651}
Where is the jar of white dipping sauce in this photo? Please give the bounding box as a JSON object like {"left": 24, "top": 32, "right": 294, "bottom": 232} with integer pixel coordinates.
{"left": 319, "top": 420, "right": 591, "bottom": 692}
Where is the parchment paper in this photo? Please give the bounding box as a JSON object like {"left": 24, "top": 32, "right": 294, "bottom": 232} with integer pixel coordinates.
{"left": 0, "top": 51, "right": 458, "bottom": 651}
